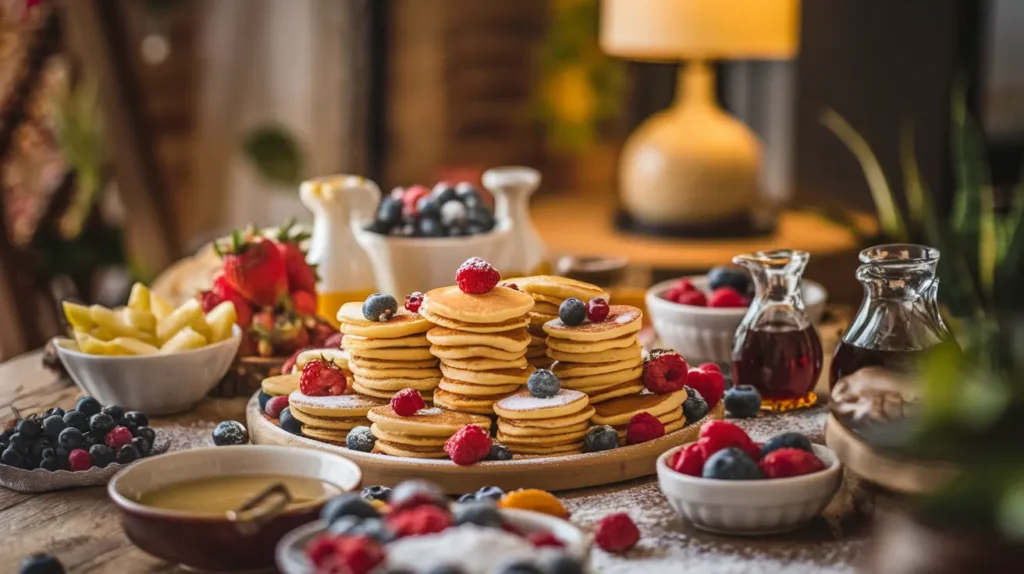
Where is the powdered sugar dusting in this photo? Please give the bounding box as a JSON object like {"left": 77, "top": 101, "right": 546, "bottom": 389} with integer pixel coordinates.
{"left": 288, "top": 391, "right": 383, "bottom": 411}
{"left": 497, "top": 389, "right": 585, "bottom": 412}
{"left": 417, "top": 407, "right": 443, "bottom": 416}
{"left": 386, "top": 525, "right": 560, "bottom": 573}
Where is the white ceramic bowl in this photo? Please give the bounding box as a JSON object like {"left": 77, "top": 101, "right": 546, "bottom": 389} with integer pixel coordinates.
{"left": 645, "top": 276, "right": 828, "bottom": 365}
{"left": 656, "top": 442, "right": 842, "bottom": 535}
{"left": 276, "top": 508, "right": 590, "bottom": 574}
{"left": 54, "top": 325, "right": 241, "bottom": 415}
{"left": 353, "top": 220, "right": 513, "bottom": 297}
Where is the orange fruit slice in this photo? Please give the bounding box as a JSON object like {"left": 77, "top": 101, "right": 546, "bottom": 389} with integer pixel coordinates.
{"left": 498, "top": 488, "right": 569, "bottom": 519}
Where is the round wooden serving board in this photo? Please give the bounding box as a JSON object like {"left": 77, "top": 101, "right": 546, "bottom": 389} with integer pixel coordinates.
{"left": 246, "top": 393, "right": 724, "bottom": 494}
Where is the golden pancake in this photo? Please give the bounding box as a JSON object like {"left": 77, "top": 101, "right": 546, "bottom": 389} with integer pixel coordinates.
{"left": 426, "top": 327, "right": 531, "bottom": 353}
{"left": 591, "top": 390, "right": 688, "bottom": 425}
{"left": 351, "top": 374, "right": 440, "bottom": 392}
{"left": 429, "top": 344, "right": 524, "bottom": 361}
{"left": 433, "top": 388, "right": 512, "bottom": 415}
{"left": 531, "top": 293, "right": 565, "bottom": 305}
{"left": 288, "top": 391, "right": 387, "bottom": 417}
{"left": 350, "top": 382, "right": 432, "bottom": 401}
{"left": 505, "top": 275, "right": 608, "bottom": 302}
{"left": 294, "top": 348, "right": 349, "bottom": 372}
{"left": 526, "top": 346, "right": 549, "bottom": 359}
{"left": 503, "top": 442, "right": 583, "bottom": 456}
{"left": 497, "top": 405, "right": 596, "bottom": 429}
{"left": 496, "top": 428, "right": 589, "bottom": 446}
{"left": 531, "top": 301, "right": 560, "bottom": 315}
{"left": 437, "top": 378, "right": 521, "bottom": 396}
{"left": 348, "top": 355, "right": 439, "bottom": 369}
{"left": 289, "top": 407, "right": 365, "bottom": 430}
{"left": 373, "top": 440, "right": 449, "bottom": 459}
{"left": 529, "top": 332, "right": 546, "bottom": 345}
{"left": 421, "top": 308, "right": 531, "bottom": 334}
{"left": 559, "top": 366, "right": 644, "bottom": 390}
{"left": 552, "top": 357, "right": 643, "bottom": 378}
{"left": 493, "top": 389, "right": 589, "bottom": 420}
{"left": 529, "top": 312, "right": 558, "bottom": 328}
{"left": 440, "top": 364, "right": 534, "bottom": 386}
{"left": 527, "top": 356, "right": 555, "bottom": 370}
{"left": 300, "top": 426, "right": 349, "bottom": 444}
{"left": 370, "top": 424, "right": 450, "bottom": 447}
{"left": 348, "top": 362, "right": 442, "bottom": 379}
{"left": 496, "top": 419, "right": 589, "bottom": 437}
{"left": 338, "top": 303, "right": 432, "bottom": 338}
{"left": 348, "top": 346, "right": 435, "bottom": 361}
{"left": 543, "top": 305, "right": 642, "bottom": 342}
{"left": 421, "top": 285, "right": 535, "bottom": 323}
{"left": 261, "top": 373, "right": 300, "bottom": 396}
{"left": 343, "top": 333, "right": 431, "bottom": 350}
{"left": 546, "top": 334, "right": 639, "bottom": 353}
{"left": 367, "top": 405, "right": 491, "bottom": 436}
{"left": 547, "top": 343, "right": 643, "bottom": 364}
{"left": 441, "top": 355, "right": 528, "bottom": 371}
{"left": 587, "top": 381, "right": 645, "bottom": 404}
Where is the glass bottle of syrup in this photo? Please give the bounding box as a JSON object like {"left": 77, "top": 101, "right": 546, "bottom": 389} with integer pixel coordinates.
{"left": 731, "top": 250, "right": 823, "bottom": 411}
{"left": 830, "top": 244, "right": 956, "bottom": 388}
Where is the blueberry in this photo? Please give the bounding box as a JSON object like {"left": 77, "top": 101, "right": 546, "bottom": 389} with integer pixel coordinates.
{"left": 89, "top": 444, "right": 115, "bottom": 468}
{"left": 131, "top": 436, "right": 151, "bottom": 457}
{"left": 30, "top": 438, "right": 53, "bottom": 461}
{"left": 75, "top": 397, "right": 102, "bottom": 417}
{"left": 466, "top": 205, "right": 494, "bottom": 231}
{"left": 432, "top": 183, "right": 457, "bottom": 204}
{"left": 258, "top": 391, "right": 273, "bottom": 412}
{"left": 116, "top": 444, "right": 140, "bottom": 464}
{"left": 9, "top": 432, "right": 31, "bottom": 453}
{"left": 541, "top": 553, "right": 584, "bottom": 574}
{"left": 84, "top": 432, "right": 100, "bottom": 448}
{"left": 16, "top": 417, "right": 42, "bottom": 438}
{"left": 327, "top": 515, "right": 395, "bottom": 544}
{"left": 487, "top": 444, "right": 512, "bottom": 461}
{"left": 0, "top": 429, "right": 11, "bottom": 444}
{"left": 124, "top": 412, "right": 149, "bottom": 428}
{"left": 527, "top": 369, "right": 560, "bottom": 398}
{"left": 417, "top": 196, "right": 441, "bottom": 219}
{"left": 62, "top": 411, "right": 89, "bottom": 432}
{"left": 457, "top": 493, "right": 476, "bottom": 504}
{"left": 447, "top": 223, "right": 467, "bottom": 237}
{"left": 474, "top": 485, "right": 505, "bottom": 502}
{"left": 391, "top": 479, "right": 447, "bottom": 509}
{"left": 558, "top": 298, "right": 587, "bottom": 326}
{"left": 57, "top": 427, "right": 85, "bottom": 450}
{"left": 455, "top": 182, "right": 481, "bottom": 204}
{"left": 398, "top": 222, "right": 417, "bottom": 237}
{"left": 439, "top": 200, "right": 468, "bottom": 227}
{"left": 321, "top": 492, "right": 381, "bottom": 523}
{"left": 708, "top": 264, "right": 753, "bottom": 296}
{"left": 18, "top": 552, "right": 65, "bottom": 574}
{"left": 702, "top": 447, "right": 763, "bottom": 480}
{"left": 426, "top": 566, "right": 466, "bottom": 574}
{"left": 53, "top": 447, "right": 70, "bottom": 471}
{"left": 376, "top": 196, "right": 404, "bottom": 231}
{"left": 360, "top": 485, "right": 392, "bottom": 502}
{"left": 761, "top": 432, "right": 813, "bottom": 457}
{"left": 723, "top": 385, "right": 761, "bottom": 418}
{"left": 42, "top": 415, "right": 65, "bottom": 441}
{"left": 43, "top": 407, "right": 65, "bottom": 419}
{"left": 38, "top": 456, "right": 60, "bottom": 471}
{"left": 362, "top": 293, "right": 398, "bottom": 322}
{"left": 497, "top": 561, "right": 543, "bottom": 574}
{"left": 212, "top": 421, "right": 249, "bottom": 446}
{"left": 417, "top": 216, "right": 444, "bottom": 238}
{"left": 135, "top": 426, "right": 156, "bottom": 446}
{"left": 89, "top": 413, "right": 115, "bottom": 435}
{"left": 465, "top": 223, "right": 489, "bottom": 235}
{"left": 346, "top": 426, "right": 375, "bottom": 452}
{"left": 583, "top": 425, "right": 619, "bottom": 453}
{"left": 101, "top": 405, "right": 124, "bottom": 422}
{"left": 454, "top": 502, "right": 503, "bottom": 528}
{"left": 278, "top": 408, "right": 302, "bottom": 435}
{"left": 2, "top": 447, "right": 25, "bottom": 468}
{"left": 682, "top": 386, "right": 709, "bottom": 423}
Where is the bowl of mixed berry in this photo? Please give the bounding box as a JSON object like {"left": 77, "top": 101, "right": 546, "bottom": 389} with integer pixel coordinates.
{"left": 355, "top": 181, "right": 513, "bottom": 296}
{"left": 645, "top": 264, "right": 827, "bottom": 364}
{"left": 656, "top": 421, "right": 841, "bottom": 535}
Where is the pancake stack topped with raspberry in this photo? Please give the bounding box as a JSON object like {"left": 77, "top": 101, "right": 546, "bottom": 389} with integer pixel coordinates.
{"left": 421, "top": 258, "right": 537, "bottom": 415}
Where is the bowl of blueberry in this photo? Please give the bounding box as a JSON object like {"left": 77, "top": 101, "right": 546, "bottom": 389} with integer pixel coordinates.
{"left": 355, "top": 181, "right": 513, "bottom": 296}
{"left": 645, "top": 264, "right": 827, "bottom": 364}
{"left": 656, "top": 421, "right": 842, "bottom": 535}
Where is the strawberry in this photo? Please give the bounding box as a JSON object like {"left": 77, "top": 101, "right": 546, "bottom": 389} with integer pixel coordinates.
{"left": 201, "top": 274, "right": 254, "bottom": 328}
{"left": 300, "top": 359, "right": 348, "bottom": 396}
{"left": 275, "top": 219, "right": 318, "bottom": 293}
{"left": 216, "top": 229, "right": 288, "bottom": 307}
{"left": 292, "top": 290, "right": 318, "bottom": 317}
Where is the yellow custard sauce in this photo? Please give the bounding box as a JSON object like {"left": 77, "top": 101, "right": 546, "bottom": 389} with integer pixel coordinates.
{"left": 136, "top": 475, "right": 342, "bottom": 514}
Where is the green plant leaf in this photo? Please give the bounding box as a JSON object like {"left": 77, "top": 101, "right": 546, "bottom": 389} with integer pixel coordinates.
{"left": 979, "top": 185, "right": 997, "bottom": 298}
{"left": 950, "top": 88, "right": 989, "bottom": 234}
{"left": 899, "top": 121, "right": 939, "bottom": 240}
{"left": 919, "top": 341, "right": 967, "bottom": 424}
{"left": 242, "top": 126, "right": 304, "bottom": 186}
{"left": 998, "top": 478, "right": 1024, "bottom": 542}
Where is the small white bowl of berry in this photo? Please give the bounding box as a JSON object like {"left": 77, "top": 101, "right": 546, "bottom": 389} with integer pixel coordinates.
{"left": 354, "top": 182, "right": 513, "bottom": 296}
{"left": 656, "top": 421, "right": 842, "bottom": 535}
{"left": 645, "top": 264, "right": 827, "bottom": 365}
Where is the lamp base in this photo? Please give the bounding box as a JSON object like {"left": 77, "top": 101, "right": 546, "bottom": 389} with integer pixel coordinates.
{"left": 614, "top": 208, "right": 774, "bottom": 239}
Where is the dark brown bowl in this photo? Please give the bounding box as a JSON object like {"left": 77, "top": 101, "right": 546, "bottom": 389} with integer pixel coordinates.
{"left": 108, "top": 446, "right": 361, "bottom": 571}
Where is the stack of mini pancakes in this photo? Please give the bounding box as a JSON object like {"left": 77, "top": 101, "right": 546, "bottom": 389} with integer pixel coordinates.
{"left": 543, "top": 305, "right": 645, "bottom": 404}
{"left": 367, "top": 404, "right": 491, "bottom": 458}
{"left": 504, "top": 276, "right": 609, "bottom": 370}
{"left": 337, "top": 302, "right": 440, "bottom": 402}
{"left": 493, "top": 389, "right": 595, "bottom": 456}
{"left": 288, "top": 392, "right": 387, "bottom": 444}
{"left": 590, "top": 389, "right": 689, "bottom": 442}
{"left": 420, "top": 285, "right": 537, "bottom": 415}
{"left": 261, "top": 371, "right": 300, "bottom": 403}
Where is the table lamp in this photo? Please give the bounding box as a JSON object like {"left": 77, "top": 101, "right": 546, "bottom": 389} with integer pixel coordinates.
{"left": 600, "top": 0, "right": 800, "bottom": 236}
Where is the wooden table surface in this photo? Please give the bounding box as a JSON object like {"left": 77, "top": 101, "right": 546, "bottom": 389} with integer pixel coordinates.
{"left": 0, "top": 351, "right": 871, "bottom": 574}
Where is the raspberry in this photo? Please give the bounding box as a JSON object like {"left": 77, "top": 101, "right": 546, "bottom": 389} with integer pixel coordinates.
{"left": 758, "top": 448, "right": 826, "bottom": 479}
{"left": 456, "top": 257, "right": 501, "bottom": 294}
{"left": 594, "top": 513, "right": 640, "bottom": 553}
{"left": 444, "top": 424, "right": 492, "bottom": 465}
{"left": 265, "top": 395, "right": 289, "bottom": 418}
{"left": 674, "top": 289, "right": 707, "bottom": 306}
{"left": 404, "top": 291, "right": 424, "bottom": 313}
{"left": 305, "top": 535, "right": 385, "bottom": 574}
{"left": 282, "top": 346, "right": 314, "bottom": 375}
{"left": 387, "top": 505, "right": 452, "bottom": 537}
{"left": 305, "top": 535, "right": 339, "bottom": 567}
{"left": 707, "top": 287, "right": 749, "bottom": 308}
{"left": 401, "top": 185, "right": 431, "bottom": 214}
{"left": 698, "top": 420, "right": 760, "bottom": 460}
{"left": 105, "top": 426, "right": 133, "bottom": 449}
{"left": 586, "top": 297, "right": 610, "bottom": 322}
{"left": 642, "top": 350, "right": 689, "bottom": 394}
{"left": 528, "top": 531, "right": 566, "bottom": 548}
{"left": 669, "top": 442, "right": 706, "bottom": 476}
{"left": 300, "top": 359, "right": 348, "bottom": 396}
{"left": 68, "top": 448, "right": 92, "bottom": 471}
{"left": 673, "top": 278, "right": 698, "bottom": 292}
{"left": 698, "top": 362, "right": 721, "bottom": 373}
{"left": 625, "top": 413, "right": 665, "bottom": 445}
{"left": 391, "top": 388, "right": 425, "bottom": 417}
{"left": 685, "top": 366, "right": 725, "bottom": 407}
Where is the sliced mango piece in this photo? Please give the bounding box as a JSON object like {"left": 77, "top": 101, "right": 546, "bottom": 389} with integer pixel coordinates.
{"left": 121, "top": 307, "right": 157, "bottom": 334}
{"left": 156, "top": 299, "right": 204, "bottom": 344}
{"left": 108, "top": 337, "right": 160, "bottom": 355}
{"left": 160, "top": 326, "right": 208, "bottom": 353}
{"left": 89, "top": 305, "right": 153, "bottom": 343}
{"left": 63, "top": 301, "right": 95, "bottom": 330}
{"left": 78, "top": 333, "right": 116, "bottom": 355}
{"left": 127, "top": 282, "right": 151, "bottom": 312}
{"left": 150, "top": 291, "right": 175, "bottom": 321}
{"left": 205, "top": 301, "right": 237, "bottom": 343}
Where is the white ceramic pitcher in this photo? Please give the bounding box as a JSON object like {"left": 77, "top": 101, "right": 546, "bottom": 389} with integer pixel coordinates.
{"left": 482, "top": 166, "right": 549, "bottom": 277}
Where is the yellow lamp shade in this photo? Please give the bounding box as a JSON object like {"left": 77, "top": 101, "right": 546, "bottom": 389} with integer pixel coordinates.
{"left": 600, "top": 0, "right": 800, "bottom": 61}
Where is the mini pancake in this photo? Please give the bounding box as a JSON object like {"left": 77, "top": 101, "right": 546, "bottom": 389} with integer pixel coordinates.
{"left": 351, "top": 374, "right": 440, "bottom": 392}
{"left": 288, "top": 391, "right": 386, "bottom": 417}
{"left": 493, "top": 389, "right": 589, "bottom": 420}
{"left": 496, "top": 419, "right": 589, "bottom": 437}
{"left": 367, "top": 405, "right": 491, "bottom": 436}
{"left": 433, "top": 388, "right": 512, "bottom": 415}
{"left": 421, "top": 285, "right": 535, "bottom": 323}
{"left": 547, "top": 343, "right": 642, "bottom": 364}
{"left": 503, "top": 442, "right": 583, "bottom": 456}
{"left": 348, "top": 355, "right": 439, "bottom": 369}
{"left": 348, "top": 362, "right": 442, "bottom": 379}
{"left": 342, "top": 333, "right": 431, "bottom": 349}
{"left": 294, "top": 348, "right": 349, "bottom": 372}
{"left": 542, "top": 305, "right": 643, "bottom": 342}
{"left": 288, "top": 407, "right": 365, "bottom": 430}
{"left": 552, "top": 357, "right": 643, "bottom": 378}
{"left": 558, "top": 366, "right": 644, "bottom": 390}
{"left": 529, "top": 312, "right": 558, "bottom": 328}
{"left": 350, "top": 382, "right": 432, "bottom": 402}
{"left": 429, "top": 344, "right": 524, "bottom": 361}
{"left": 373, "top": 440, "right": 448, "bottom": 459}
{"left": 526, "top": 346, "right": 549, "bottom": 359}
{"left": 546, "top": 334, "right": 638, "bottom": 353}
{"left": 440, "top": 364, "right": 534, "bottom": 386}
{"left": 347, "top": 346, "right": 435, "bottom": 361}
{"left": 261, "top": 373, "right": 300, "bottom": 396}
{"left": 531, "top": 301, "right": 560, "bottom": 315}
{"left": 338, "top": 303, "right": 431, "bottom": 338}
{"left": 496, "top": 427, "right": 589, "bottom": 446}
{"left": 529, "top": 332, "right": 546, "bottom": 345}
{"left": 300, "top": 426, "right": 349, "bottom": 444}
{"left": 426, "top": 327, "right": 530, "bottom": 353}
{"left": 437, "top": 378, "right": 521, "bottom": 396}
{"left": 441, "top": 355, "right": 528, "bottom": 371}
{"left": 586, "top": 381, "right": 645, "bottom": 404}
{"left": 497, "top": 405, "right": 596, "bottom": 429}
{"left": 370, "top": 424, "right": 449, "bottom": 447}
{"left": 504, "top": 275, "right": 608, "bottom": 303}
{"left": 591, "top": 390, "right": 688, "bottom": 426}
{"left": 420, "top": 309, "right": 531, "bottom": 334}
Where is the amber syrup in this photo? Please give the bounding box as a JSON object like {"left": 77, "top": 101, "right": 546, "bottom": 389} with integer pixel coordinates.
{"left": 731, "top": 324, "right": 823, "bottom": 411}
{"left": 829, "top": 340, "right": 958, "bottom": 389}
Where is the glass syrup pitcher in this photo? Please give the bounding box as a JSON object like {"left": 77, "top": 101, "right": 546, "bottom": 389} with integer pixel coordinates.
{"left": 731, "top": 250, "right": 823, "bottom": 411}
{"left": 829, "top": 244, "right": 956, "bottom": 388}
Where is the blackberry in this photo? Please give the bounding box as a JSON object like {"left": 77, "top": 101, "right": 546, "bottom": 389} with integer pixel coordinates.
{"left": 761, "top": 432, "right": 813, "bottom": 457}
{"left": 89, "top": 413, "right": 116, "bottom": 435}
{"left": 42, "top": 415, "right": 66, "bottom": 441}
{"left": 583, "top": 425, "right": 619, "bottom": 453}
{"left": 345, "top": 426, "right": 375, "bottom": 452}
{"left": 278, "top": 408, "right": 302, "bottom": 435}
{"left": 362, "top": 293, "right": 398, "bottom": 322}
{"left": 558, "top": 298, "right": 587, "bottom": 326}
{"left": 75, "top": 397, "right": 102, "bottom": 417}
{"left": 89, "top": 444, "right": 115, "bottom": 468}
{"left": 702, "top": 447, "right": 762, "bottom": 480}
{"left": 321, "top": 493, "right": 381, "bottom": 523}
{"left": 527, "top": 369, "right": 560, "bottom": 398}
{"left": 62, "top": 411, "right": 89, "bottom": 433}
{"left": 212, "top": 421, "right": 249, "bottom": 446}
